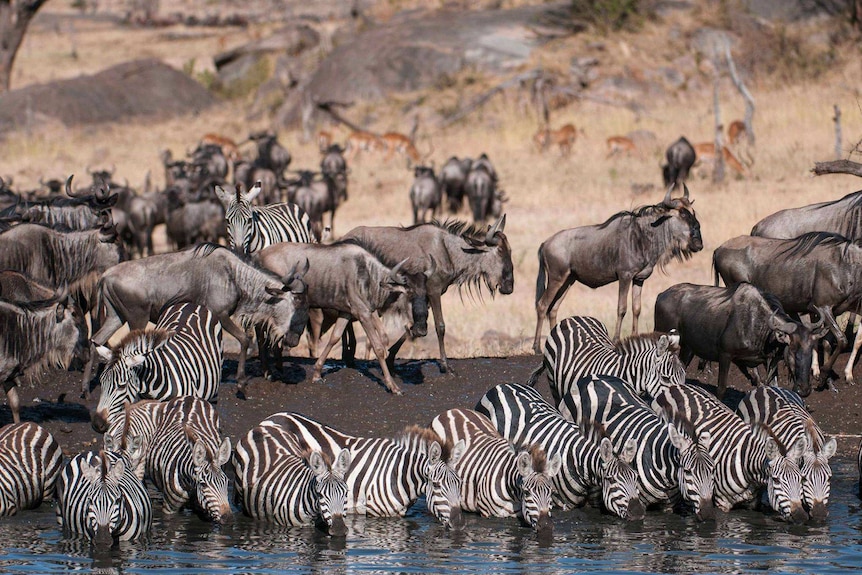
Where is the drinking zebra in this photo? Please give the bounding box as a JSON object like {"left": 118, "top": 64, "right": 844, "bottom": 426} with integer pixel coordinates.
{"left": 257, "top": 412, "right": 465, "bottom": 529}
{"left": 214, "top": 181, "right": 316, "bottom": 254}
{"left": 653, "top": 383, "right": 808, "bottom": 522}
{"left": 736, "top": 385, "right": 837, "bottom": 520}
{"left": 559, "top": 375, "right": 716, "bottom": 520}
{"left": 111, "top": 396, "right": 232, "bottom": 523}
{"left": 91, "top": 302, "right": 222, "bottom": 434}
{"left": 0, "top": 422, "right": 63, "bottom": 516}
{"left": 528, "top": 315, "right": 684, "bottom": 404}
{"left": 476, "top": 383, "right": 644, "bottom": 520}
{"left": 429, "top": 408, "right": 561, "bottom": 533}
{"left": 233, "top": 418, "right": 351, "bottom": 534}
{"left": 55, "top": 434, "right": 152, "bottom": 544}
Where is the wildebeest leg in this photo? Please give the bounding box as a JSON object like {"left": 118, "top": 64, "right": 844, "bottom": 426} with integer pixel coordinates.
{"left": 306, "top": 309, "right": 323, "bottom": 359}
{"left": 4, "top": 378, "right": 20, "bottom": 424}
{"left": 735, "top": 363, "right": 760, "bottom": 386}
{"left": 631, "top": 280, "right": 644, "bottom": 336}
{"left": 220, "top": 315, "right": 251, "bottom": 398}
{"left": 357, "top": 312, "right": 403, "bottom": 395}
{"left": 613, "top": 279, "right": 632, "bottom": 342}
{"left": 429, "top": 291, "right": 452, "bottom": 374}
{"left": 255, "top": 326, "right": 279, "bottom": 381}
{"left": 533, "top": 269, "right": 574, "bottom": 354}
{"left": 844, "top": 322, "right": 862, "bottom": 386}
{"left": 341, "top": 321, "right": 357, "bottom": 368}
{"left": 313, "top": 316, "right": 350, "bottom": 384}
{"left": 716, "top": 355, "right": 732, "bottom": 399}
{"left": 816, "top": 306, "right": 845, "bottom": 385}
{"left": 386, "top": 330, "right": 409, "bottom": 370}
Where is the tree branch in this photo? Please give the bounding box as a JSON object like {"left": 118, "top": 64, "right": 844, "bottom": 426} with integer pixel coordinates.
{"left": 811, "top": 159, "right": 862, "bottom": 178}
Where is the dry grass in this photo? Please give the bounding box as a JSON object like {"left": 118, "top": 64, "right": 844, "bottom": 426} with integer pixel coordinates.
{"left": 4, "top": 5, "right": 862, "bottom": 360}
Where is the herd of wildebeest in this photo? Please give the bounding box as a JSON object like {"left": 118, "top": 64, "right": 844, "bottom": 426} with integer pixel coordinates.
{"left": 0, "top": 124, "right": 859, "bottom": 544}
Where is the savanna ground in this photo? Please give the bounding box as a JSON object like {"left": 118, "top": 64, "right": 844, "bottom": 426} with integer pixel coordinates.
{"left": 3, "top": 2, "right": 862, "bottom": 459}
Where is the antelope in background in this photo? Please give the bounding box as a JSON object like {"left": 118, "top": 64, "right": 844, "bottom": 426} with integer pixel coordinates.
{"left": 605, "top": 135, "right": 637, "bottom": 158}
{"left": 533, "top": 123, "right": 579, "bottom": 157}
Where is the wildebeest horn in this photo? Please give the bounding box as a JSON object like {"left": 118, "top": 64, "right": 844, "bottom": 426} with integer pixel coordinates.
{"left": 64, "top": 174, "right": 82, "bottom": 198}
{"left": 425, "top": 255, "right": 437, "bottom": 278}
{"left": 768, "top": 312, "right": 797, "bottom": 334}
{"left": 662, "top": 182, "right": 675, "bottom": 206}
{"left": 390, "top": 258, "right": 409, "bottom": 283}
{"left": 683, "top": 183, "right": 690, "bottom": 200}
{"left": 485, "top": 214, "right": 506, "bottom": 245}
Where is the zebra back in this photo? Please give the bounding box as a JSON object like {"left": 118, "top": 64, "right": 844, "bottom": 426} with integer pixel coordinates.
{"left": 94, "top": 302, "right": 223, "bottom": 433}
{"left": 429, "top": 407, "right": 560, "bottom": 532}
{"left": 259, "top": 412, "right": 463, "bottom": 528}
{"left": 233, "top": 422, "right": 351, "bottom": 533}
{"left": 562, "top": 375, "right": 715, "bottom": 519}
{"left": 736, "top": 386, "right": 836, "bottom": 520}
{"left": 0, "top": 422, "right": 63, "bottom": 516}
{"left": 652, "top": 383, "right": 808, "bottom": 522}
{"left": 537, "top": 316, "right": 684, "bottom": 404}
{"left": 56, "top": 440, "right": 151, "bottom": 543}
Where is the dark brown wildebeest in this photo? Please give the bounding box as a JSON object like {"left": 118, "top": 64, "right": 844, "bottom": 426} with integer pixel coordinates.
{"left": 0, "top": 294, "right": 87, "bottom": 422}
{"left": 751, "top": 190, "right": 862, "bottom": 240}
{"left": 654, "top": 282, "right": 825, "bottom": 398}
{"left": 440, "top": 156, "right": 472, "bottom": 214}
{"left": 292, "top": 173, "right": 346, "bottom": 239}
{"left": 85, "top": 243, "right": 309, "bottom": 398}
{"left": 0, "top": 271, "right": 56, "bottom": 303}
{"left": 249, "top": 130, "right": 292, "bottom": 182}
{"left": 713, "top": 232, "right": 862, "bottom": 389}
{"left": 662, "top": 137, "right": 696, "bottom": 188}
{"left": 342, "top": 216, "right": 513, "bottom": 374}
{"left": 465, "top": 164, "right": 495, "bottom": 224}
{"left": 254, "top": 241, "right": 428, "bottom": 394}
{"left": 533, "top": 186, "right": 703, "bottom": 351}
{"left": 410, "top": 165, "right": 441, "bottom": 224}
{"left": 19, "top": 175, "right": 117, "bottom": 231}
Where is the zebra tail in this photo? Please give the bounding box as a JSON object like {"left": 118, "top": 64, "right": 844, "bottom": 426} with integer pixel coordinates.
{"left": 526, "top": 363, "right": 546, "bottom": 388}
{"left": 535, "top": 244, "right": 547, "bottom": 305}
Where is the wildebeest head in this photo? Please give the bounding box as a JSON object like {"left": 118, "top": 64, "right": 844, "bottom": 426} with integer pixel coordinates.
{"left": 380, "top": 258, "right": 430, "bottom": 339}
{"left": 770, "top": 313, "right": 825, "bottom": 398}
{"left": 655, "top": 184, "right": 703, "bottom": 260}
{"left": 475, "top": 215, "right": 514, "bottom": 295}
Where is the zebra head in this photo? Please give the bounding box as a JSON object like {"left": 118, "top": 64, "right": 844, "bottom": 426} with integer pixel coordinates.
{"left": 92, "top": 330, "right": 172, "bottom": 434}
{"left": 308, "top": 448, "right": 351, "bottom": 537}
{"left": 764, "top": 436, "right": 808, "bottom": 524}
{"left": 191, "top": 436, "right": 233, "bottom": 524}
{"left": 423, "top": 438, "right": 466, "bottom": 530}
{"left": 80, "top": 453, "right": 125, "bottom": 546}
{"left": 801, "top": 435, "right": 836, "bottom": 522}
{"left": 667, "top": 423, "right": 716, "bottom": 521}
{"left": 215, "top": 182, "right": 260, "bottom": 255}
{"left": 598, "top": 437, "right": 645, "bottom": 521}
{"left": 104, "top": 431, "right": 147, "bottom": 484}
{"left": 651, "top": 330, "right": 686, "bottom": 395}
{"left": 515, "top": 445, "right": 561, "bottom": 535}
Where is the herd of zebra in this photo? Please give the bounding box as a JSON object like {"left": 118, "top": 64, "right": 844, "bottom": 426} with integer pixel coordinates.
{"left": 0, "top": 129, "right": 861, "bottom": 544}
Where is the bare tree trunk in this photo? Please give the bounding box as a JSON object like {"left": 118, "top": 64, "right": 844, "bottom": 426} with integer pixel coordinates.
{"left": 725, "top": 42, "right": 755, "bottom": 147}
{"left": 713, "top": 78, "right": 725, "bottom": 184}
{"left": 812, "top": 159, "right": 862, "bottom": 177}
{"left": 834, "top": 104, "right": 842, "bottom": 160}
{"left": 0, "top": 0, "right": 49, "bottom": 93}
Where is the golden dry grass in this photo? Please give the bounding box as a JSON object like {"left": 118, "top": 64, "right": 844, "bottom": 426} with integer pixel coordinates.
{"left": 4, "top": 5, "right": 862, "bottom": 360}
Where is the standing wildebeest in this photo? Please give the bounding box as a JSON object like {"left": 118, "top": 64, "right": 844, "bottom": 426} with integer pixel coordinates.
{"left": 254, "top": 241, "right": 427, "bottom": 395}
{"left": 342, "top": 216, "right": 513, "bottom": 374}
{"left": 440, "top": 156, "right": 472, "bottom": 214}
{"left": 465, "top": 163, "right": 495, "bottom": 224}
{"left": 0, "top": 295, "right": 87, "bottom": 422}
{"left": 713, "top": 232, "right": 862, "bottom": 388}
{"left": 249, "top": 130, "right": 292, "bottom": 181}
{"left": 751, "top": 189, "right": 862, "bottom": 240}
{"left": 662, "top": 137, "right": 696, "bottom": 188}
{"left": 86, "top": 244, "right": 309, "bottom": 398}
{"left": 19, "top": 175, "right": 118, "bottom": 231}
{"left": 534, "top": 186, "right": 703, "bottom": 351}
{"left": 292, "top": 173, "right": 345, "bottom": 240}
{"left": 654, "top": 282, "right": 825, "bottom": 398}
{"left": 410, "top": 165, "right": 441, "bottom": 224}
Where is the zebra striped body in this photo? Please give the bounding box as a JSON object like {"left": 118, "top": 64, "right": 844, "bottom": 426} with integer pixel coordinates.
{"left": 216, "top": 182, "right": 316, "bottom": 254}
{"left": 476, "top": 383, "right": 644, "bottom": 520}
{"left": 430, "top": 408, "right": 560, "bottom": 533}
{"left": 258, "top": 412, "right": 465, "bottom": 528}
{"left": 56, "top": 438, "right": 152, "bottom": 543}
{"left": 736, "top": 386, "right": 836, "bottom": 520}
{"left": 233, "top": 420, "right": 351, "bottom": 533}
{"left": 114, "top": 396, "right": 232, "bottom": 523}
{"left": 653, "top": 383, "right": 809, "bottom": 522}
{"left": 93, "top": 302, "right": 223, "bottom": 434}
{"left": 530, "top": 316, "right": 684, "bottom": 404}
{"left": 560, "top": 375, "right": 716, "bottom": 519}
{"left": 0, "top": 422, "right": 63, "bottom": 516}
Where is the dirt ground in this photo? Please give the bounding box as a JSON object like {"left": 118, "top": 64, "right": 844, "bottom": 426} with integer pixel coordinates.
{"left": 10, "top": 349, "right": 862, "bottom": 462}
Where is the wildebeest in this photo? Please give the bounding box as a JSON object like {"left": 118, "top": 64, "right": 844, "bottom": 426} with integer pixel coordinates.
{"left": 85, "top": 243, "right": 309, "bottom": 397}
{"left": 0, "top": 294, "right": 87, "bottom": 422}
{"left": 254, "top": 241, "right": 428, "bottom": 394}
{"left": 654, "top": 282, "right": 825, "bottom": 398}
{"left": 751, "top": 190, "right": 862, "bottom": 240}
{"left": 164, "top": 191, "right": 226, "bottom": 250}
{"left": 465, "top": 164, "right": 495, "bottom": 224}
{"left": 410, "top": 165, "right": 441, "bottom": 224}
{"left": 534, "top": 185, "right": 703, "bottom": 351}
{"left": 440, "top": 156, "right": 472, "bottom": 214}
{"left": 0, "top": 271, "right": 56, "bottom": 303}
{"left": 662, "top": 137, "right": 696, "bottom": 188}
{"left": 292, "top": 172, "right": 345, "bottom": 239}
{"left": 713, "top": 232, "right": 862, "bottom": 389}
{"left": 18, "top": 175, "right": 118, "bottom": 231}
{"left": 342, "top": 216, "right": 513, "bottom": 373}
{"left": 321, "top": 144, "right": 348, "bottom": 177}
{"left": 249, "top": 130, "right": 292, "bottom": 181}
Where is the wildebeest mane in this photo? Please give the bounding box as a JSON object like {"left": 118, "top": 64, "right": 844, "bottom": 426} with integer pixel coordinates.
{"left": 779, "top": 232, "right": 850, "bottom": 259}
{"left": 597, "top": 203, "right": 667, "bottom": 229}
{"left": 0, "top": 298, "right": 74, "bottom": 378}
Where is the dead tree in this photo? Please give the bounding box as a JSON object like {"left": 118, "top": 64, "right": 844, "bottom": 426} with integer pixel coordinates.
{"left": 0, "top": 0, "right": 50, "bottom": 93}
{"left": 725, "top": 42, "right": 755, "bottom": 147}
{"left": 712, "top": 74, "right": 725, "bottom": 183}
{"left": 834, "top": 104, "right": 843, "bottom": 161}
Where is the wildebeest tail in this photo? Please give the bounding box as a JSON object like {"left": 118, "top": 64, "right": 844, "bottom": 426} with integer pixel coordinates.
{"left": 526, "top": 363, "right": 546, "bottom": 388}
{"left": 712, "top": 251, "right": 720, "bottom": 287}
{"left": 536, "top": 243, "right": 547, "bottom": 305}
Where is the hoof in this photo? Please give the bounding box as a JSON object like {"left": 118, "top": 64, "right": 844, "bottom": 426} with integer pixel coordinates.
{"left": 312, "top": 376, "right": 324, "bottom": 385}
{"left": 236, "top": 389, "right": 247, "bottom": 401}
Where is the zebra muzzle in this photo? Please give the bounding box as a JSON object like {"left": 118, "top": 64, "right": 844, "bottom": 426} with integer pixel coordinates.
{"left": 448, "top": 506, "right": 465, "bottom": 530}
{"left": 328, "top": 514, "right": 347, "bottom": 538}
{"left": 695, "top": 497, "right": 716, "bottom": 522}
{"left": 534, "top": 511, "right": 553, "bottom": 535}
{"left": 789, "top": 503, "right": 810, "bottom": 524}
{"left": 626, "top": 497, "right": 646, "bottom": 521}
{"left": 808, "top": 500, "right": 828, "bottom": 522}
{"left": 90, "top": 409, "right": 110, "bottom": 434}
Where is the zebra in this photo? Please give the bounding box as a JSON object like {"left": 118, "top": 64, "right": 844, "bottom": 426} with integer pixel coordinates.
{"left": 559, "top": 375, "right": 716, "bottom": 520}
{"left": 0, "top": 422, "right": 63, "bottom": 516}
{"left": 91, "top": 302, "right": 223, "bottom": 434}
{"left": 214, "top": 181, "right": 316, "bottom": 255}
{"left": 55, "top": 434, "right": 152, "bottom": 544}
{"left": 528, "top": 315, "right": 684, "bottom": 405}
{"left": 736, "top": 385, "right": 837, "bottom": 521}
{"left": 233, "top": 419, "right": 351, "bottom": 534}
{"left": 111, "top": 396, "right": 232, "bottom": 523}
{"left": 476, "top": 383, "right": 644, "bottom": 520}
{"left": 258, "top": 412, "right": 466, "bottom": 529}
{"left": 429, "top": 408, "right": 561, "bottom": 533}
{"left": 652, "top": 382, "right": 808, "bottom": 523}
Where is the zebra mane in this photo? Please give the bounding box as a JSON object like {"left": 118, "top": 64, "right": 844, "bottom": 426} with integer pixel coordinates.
{"left": 399, "top": 425, "right": 449, "bottom": 456}
{"left": 804, "top": 418, "right": 822, "bottom": 453}
{"left": 523, "top": 443, "right": 549, "bottom": 473}
{"left": 614, "top": 331, "right": 666, "bottom": 353}
{"left": 299, "top": 447, "right": 334, "bottom": 467}
{"left": 579, "top": 419, "right": 608, "bottom": 444}
{"left": 668, "top": 410, "right": 696, "bottom": 440}
{"left": 111, "top": 329, "right": 172, "bottom": 364}
{"left": 753, "top": 422, "right": 789, "bottom": 455}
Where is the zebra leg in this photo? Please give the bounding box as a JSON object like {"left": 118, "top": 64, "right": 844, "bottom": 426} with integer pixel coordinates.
{"left": 312, "top": 316, "right": 350, "bottom": 384}
{"left": 631, "top": 280, "right": 644, "bottom": 336}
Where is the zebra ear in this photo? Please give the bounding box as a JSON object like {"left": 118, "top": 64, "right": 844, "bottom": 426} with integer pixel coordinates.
{"left": 427, "top": 441, "right": 442, "bottom": 465}
{"left": 123, "top": 354, "right": 147, "bottom": 369}
{"left": 599, "top": 437, "right": 614, "bottom": 464}
{"left": 217, "top": 437, "right": 231, "bottom": 467}
{"left": 193, "top": 440, "right": 207, "bottom": 468}
{"left": 81, "top": 460, "right": 101, "bottom": 484}
{"left": 308, "top": 451, "right": 327, "bottom": 477}
{"left": 103, "top": 432, "right": 118, "bottom": 452}
{"left": 95, "top": 345, "right": 113, "bottom": 363}
{"left": 621, "top": 439, "right": 637, "bottom": 465}
{"left": 821, "top": 436, "right": 837, "bottom": 459}
{"left": 108, "top": 459, "right": 125, "bottom": 483}
{"left": 764, "top": 437, "right": 781, "bottom": 462}
{"left": 656, "top": 335, "right": 670, "bottom": 356}
{"left": 125, "top": 434, "right": 145, "bottom": 469}
{"left": 546, "top": 453, "right": 562, "bottom": 478}
{"left": 516, "top": 451, "right": 534, "bottom": 478}
{"left": 333, "top": 448, "right": 351, "bottom": 477}
{"left": 246, "top": 181, "right": 263, "bottom": 203}
{"left": 698, "top": 431, "right": 712, "bottom": 451}
{"left": 788, "top": 437, "right": 807, "bottom": 462}
{"left": 666, "top": 423, "right": 691, "bottom": 452}
{"left": 214, "top": 185, "right": 232, "bottom": 207}
{"left": 449, "top": 439, "right": 466, "bottom": 468}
